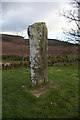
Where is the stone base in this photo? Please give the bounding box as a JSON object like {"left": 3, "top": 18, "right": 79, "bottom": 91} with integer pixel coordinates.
{"left": 30, "top": 81, "right": 58, "bottom": 97}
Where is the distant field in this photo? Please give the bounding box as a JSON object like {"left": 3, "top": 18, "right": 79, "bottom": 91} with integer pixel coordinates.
{"left": 2, "top": 42, "right": 78, "bottom": 57}
{"left": 2, "top": 65, "right": 79, "bottom": 118}
{"left": 2, "top": 42, "right": 29, "bottom": 55}
{"left": 2, "top": 34, "right": 78, "bottom": 56}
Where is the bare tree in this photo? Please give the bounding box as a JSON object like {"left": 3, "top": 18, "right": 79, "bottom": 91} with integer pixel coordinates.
{"left": 61, "top": 0, "right": 80, "bottom": 44}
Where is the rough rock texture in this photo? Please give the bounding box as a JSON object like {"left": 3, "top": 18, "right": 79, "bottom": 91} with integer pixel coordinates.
{"left": 28, "top": 22, "right": 48, "bottom": 86}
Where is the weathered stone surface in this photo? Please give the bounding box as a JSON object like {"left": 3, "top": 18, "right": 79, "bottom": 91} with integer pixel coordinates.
{"left": 28, "top": 22, "right": 48, "bottom": 86}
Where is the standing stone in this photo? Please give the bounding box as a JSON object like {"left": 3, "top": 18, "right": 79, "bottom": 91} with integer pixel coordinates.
{"left": 28, "top": 22, "right": 48, "bottom": 86}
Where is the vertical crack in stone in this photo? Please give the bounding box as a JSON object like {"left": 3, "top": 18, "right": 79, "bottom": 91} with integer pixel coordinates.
{"left": 28, "top": 22, "right": 48, "bottom": 86}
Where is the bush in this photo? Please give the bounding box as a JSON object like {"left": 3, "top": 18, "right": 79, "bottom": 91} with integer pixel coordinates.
{"left": 2, "top": 55, "right": 29, "bottom": 61}
{"left": 2, "top": 61, "right": 30, "bottom": 69}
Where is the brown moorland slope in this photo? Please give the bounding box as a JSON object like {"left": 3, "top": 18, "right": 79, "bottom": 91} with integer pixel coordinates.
{"left": 2, "top": 34, "right": 78, "bottom": 56}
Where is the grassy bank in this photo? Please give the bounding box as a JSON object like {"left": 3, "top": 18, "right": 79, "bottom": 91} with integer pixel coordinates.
{"left": 2, "top": 65, "right": 79, "bottom": 118}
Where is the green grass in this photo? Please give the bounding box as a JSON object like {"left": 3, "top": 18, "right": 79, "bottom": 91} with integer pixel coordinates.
{"left": 2, "top": 65, "right": 79, "bottom": 118}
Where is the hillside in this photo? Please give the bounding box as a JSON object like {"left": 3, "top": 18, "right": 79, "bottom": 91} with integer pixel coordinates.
{"left": 48, "top": 39, "right": 77, "bottom": 47}
{"left": 2, "top": 34, "right": 78, "bottom": 56}
{"left": 2, "top": 34, "right": 77, "bottom": 46}
{"left": 2, "top": 34, "right": 29, "bottom": 45}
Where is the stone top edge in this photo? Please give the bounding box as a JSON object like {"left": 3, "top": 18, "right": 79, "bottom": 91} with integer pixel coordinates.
{"left": 29, "top": 22, "right": 46, "bottom": 27}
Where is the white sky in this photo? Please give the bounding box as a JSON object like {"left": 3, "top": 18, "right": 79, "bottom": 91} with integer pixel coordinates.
{"left": 1, "top": 0, "right": 74, "bottom": 40}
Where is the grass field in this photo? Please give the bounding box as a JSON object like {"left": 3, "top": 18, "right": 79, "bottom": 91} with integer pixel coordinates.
{"left": 2, "top": 65, "right": 79, "bottom": 118}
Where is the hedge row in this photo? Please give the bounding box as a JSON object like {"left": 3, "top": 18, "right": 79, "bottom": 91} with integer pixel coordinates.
{"left": 2, "top": 55, "right": 79, "bottom": 69}
{"left": 2, "top": 60, "right": 79, "bottom": 70}
{"left": 2, "top": 62, "right": 29, "bottom": 69}
{"left": 2, "top": 55, "right": 29, "bottom": 61}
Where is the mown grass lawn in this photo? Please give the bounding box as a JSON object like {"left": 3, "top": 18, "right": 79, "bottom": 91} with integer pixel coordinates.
{"left": 2, "top": 65, "right": 79, "bottom": 118}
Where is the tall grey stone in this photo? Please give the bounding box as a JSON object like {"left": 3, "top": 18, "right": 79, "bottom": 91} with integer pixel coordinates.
{"left": 28, "top": 22, "right": 48, "bottom": 86}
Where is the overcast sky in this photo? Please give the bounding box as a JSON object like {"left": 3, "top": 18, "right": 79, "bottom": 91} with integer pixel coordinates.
{"left": 1, "top": 0, "right": 73, "bottom": 40}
